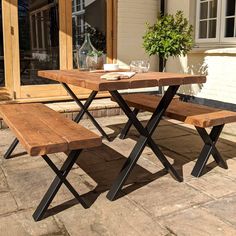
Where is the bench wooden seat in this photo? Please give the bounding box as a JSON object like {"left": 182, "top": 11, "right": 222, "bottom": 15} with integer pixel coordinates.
{"left": 0, "top": 103, "right": 101, "bottom": 156}
{"left": 115, "top": 93, "right": 236, "bottom": 177}
{"left": 0, "top": 103, "right": 102, "bottom": 221}
{"left": 119, "top": 94, "right": 236, "bottom": 128}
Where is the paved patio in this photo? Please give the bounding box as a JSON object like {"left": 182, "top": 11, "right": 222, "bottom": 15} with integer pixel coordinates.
{"left": 0, "top": 112, "right": 236, "bottom": 236}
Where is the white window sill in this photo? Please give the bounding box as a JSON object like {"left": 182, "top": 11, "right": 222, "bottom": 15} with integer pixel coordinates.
{"left": 190, "top": 45, "right": 236, "bottom": 55}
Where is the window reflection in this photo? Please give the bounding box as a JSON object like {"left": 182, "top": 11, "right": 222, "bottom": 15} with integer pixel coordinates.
{"left": 72, "top": 0, "right": 107, "bottom": 68}
{"left": 18, "top": 0, "right": 59, "bottom": 85}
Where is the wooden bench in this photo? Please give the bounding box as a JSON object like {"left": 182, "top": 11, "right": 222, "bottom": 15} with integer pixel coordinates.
{"left": 0, "top": 103, "right": 102, "bottom": 221}
{"left": 114, "top": 94, "right": 236, "bottom": 177}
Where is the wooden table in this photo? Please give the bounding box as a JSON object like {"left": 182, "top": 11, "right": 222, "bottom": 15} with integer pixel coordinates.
{"left": 8, "top": 70, "right": 206, "bottom": 201}
{"left": 37, "top": 70, "right": 206, "bottom": 200}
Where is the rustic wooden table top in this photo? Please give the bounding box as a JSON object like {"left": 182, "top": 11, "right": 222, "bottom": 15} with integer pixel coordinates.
{"left": 38, "top": 70, "right": 206, "bottom": 91}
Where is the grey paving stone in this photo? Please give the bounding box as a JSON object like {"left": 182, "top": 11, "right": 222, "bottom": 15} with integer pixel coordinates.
{"left": 187, "top": 172, "right": 236, "bottom": 199}
{"left": 2, "top": 157, "right": 91, "bottom": 210}
{"left": 161, "top": 207, "right": 236, "bottom": 236}
{"left": 0, "top": 210, "right": 62, "bottom": 236}
{"left": 123, "top": 176, "right": 211, "bottom": 218}
{"left": 55, "top": 193, "right": 169, "bottom": 236}
{"left": 157, "top": 134, "right": 234, "bottom": 161}
{"left": 0, "top": 167, "right": 8, "bottom": 192}
{"left": 207, "top": 159, "right": 236, "bottom": 180}
{"left": 203, "top": 194, "right": 236, "bottom": 226}
{"left": 0, "top": 192, "right": 18, "bottom": 216}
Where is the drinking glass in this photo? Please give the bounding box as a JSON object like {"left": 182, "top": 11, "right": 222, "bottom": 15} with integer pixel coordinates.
{"left": 130, "top": 60, "right": 150, "bottom": 73}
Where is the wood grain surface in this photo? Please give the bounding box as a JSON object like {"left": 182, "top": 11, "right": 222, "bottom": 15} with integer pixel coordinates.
{"left": 0, "top": 103, "right": 102, "bottom": 156}
{"left": 38, "top": 70, "right": 206, "bottom": 91}
{"left": 118, "top": 94, "right": 236, "bottom": 128}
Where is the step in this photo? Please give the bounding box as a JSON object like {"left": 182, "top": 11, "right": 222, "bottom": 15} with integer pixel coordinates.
{"left": 0, "top": 98, "right": 124, "bottom": 129}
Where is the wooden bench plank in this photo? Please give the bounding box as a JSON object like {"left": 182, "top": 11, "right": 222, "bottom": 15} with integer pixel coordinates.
{"left": 21, "top": 103, "right": 102, "bottom": 150}
{"left": 118, "top": 94, "right": 236, "bottom": 128}
{"left": 0, "top": 104, "right": 101, "bottom": 156}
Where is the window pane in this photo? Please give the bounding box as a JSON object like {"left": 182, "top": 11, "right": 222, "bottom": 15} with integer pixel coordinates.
{"left": 209, "top": 0, "right": 217, "bottom": 18}
{"left": 72, "top": 0, "right": 107, "bottom": 69}
{"left": 199, "top": 20, "right": 208, "bottom": 38}
{"left": 0, "top": 0, "right": 4, "bottom": 87}
{"left": 208, "top": 19, "right": 217, "bottom": 37}
{"left": 200, "top": 2, "right": 208, "bottom": 19}
{"left": 43, "top": 10, "right": 49, "bottom": 49}
{"left": 31, "top": 15, "right": 37, "bottom": 49}
{"left": 226, "top": 0, "right": 236, "bottom": 16}
{"left": 18, "top": 0, "right": 59, "bottom": 85}
{"left": 37, "top": 12, "right": 43, "bottom": 49}
{"left": 225, "top": 17, "right": 235, "bottom": 37}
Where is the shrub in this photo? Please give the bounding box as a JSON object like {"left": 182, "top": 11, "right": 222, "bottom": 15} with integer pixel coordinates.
{"left": 143, "top": 11, "right": 193, "bottom": 67}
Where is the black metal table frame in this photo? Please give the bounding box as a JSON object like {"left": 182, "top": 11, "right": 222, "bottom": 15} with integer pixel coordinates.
{"left": 3, "top": 82, "right": 110, "bottom": 159}
{"left": 106, "top": 85, "right": 183, "bottom": 201}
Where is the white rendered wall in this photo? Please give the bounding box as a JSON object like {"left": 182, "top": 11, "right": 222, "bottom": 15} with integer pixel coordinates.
{"left": 116, "top": 0, "right": 159, "bottom": 70}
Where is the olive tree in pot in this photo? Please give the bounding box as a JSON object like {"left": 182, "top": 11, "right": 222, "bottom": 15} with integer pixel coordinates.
{"left": 143, "top": 11, "right": 193, "bottom": 73}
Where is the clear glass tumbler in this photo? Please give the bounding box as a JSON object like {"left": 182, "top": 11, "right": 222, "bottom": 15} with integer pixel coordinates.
{"left": 130, "top": 60, "right": 150, "bottom": 73}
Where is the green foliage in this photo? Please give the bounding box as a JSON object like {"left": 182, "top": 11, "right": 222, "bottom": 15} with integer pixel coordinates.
{"left": 87, "top": 50, "right": 104, "bottom": 57}
{"left": 143, "top": 11, "right": 193, "bottom": 59}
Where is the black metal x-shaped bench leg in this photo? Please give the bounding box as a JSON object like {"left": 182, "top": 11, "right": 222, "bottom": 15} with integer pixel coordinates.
{"left": 191, "top": 125, "right": 228, "bottom": 177}
{"left": 33, "top": 149, "right": 88, "bottom": 221}
{"left": 4, "top": 138, "right": 19, "bottom": 159}
{"left": 107, "top": 86, "right": 182, "bottom": 201}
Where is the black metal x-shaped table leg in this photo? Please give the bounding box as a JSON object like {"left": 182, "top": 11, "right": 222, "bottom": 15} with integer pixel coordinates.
{"left": 119, "top": 108, "right": 140, "bottom": 139}
{"left": 62, "top": 83, "right": 110, "bottom": 141}
{"left": 191, "top": 125, "right": 228, "bottom": 177}
{"left": 107, "top": 86, "right": 182, "bottom": 201}
{"left": 33, "top": 149, "right": 88, "bottom": 221}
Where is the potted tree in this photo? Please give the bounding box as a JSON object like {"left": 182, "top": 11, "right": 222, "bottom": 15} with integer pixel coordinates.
{"left": 143, "top": 11, "right": 193, "bottom": 72}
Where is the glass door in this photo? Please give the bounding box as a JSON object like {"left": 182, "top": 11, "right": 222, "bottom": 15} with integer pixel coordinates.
{"left": 0, "top": 0, "right": 114, "bottom": 100}
{"left": 18, "top": 0, "right": 60, "bottom": 86}
{"left": 0, "top": 0, "right": 4, "bottom": 87}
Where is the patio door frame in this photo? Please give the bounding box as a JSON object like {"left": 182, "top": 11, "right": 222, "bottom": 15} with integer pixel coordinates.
{"left": 2, "top": 0, "right": 116, "bottom": 101}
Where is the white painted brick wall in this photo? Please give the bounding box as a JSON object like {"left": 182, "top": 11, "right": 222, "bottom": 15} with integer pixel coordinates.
{"left": 196, "top": 55, "right": 236, "bottom": 104}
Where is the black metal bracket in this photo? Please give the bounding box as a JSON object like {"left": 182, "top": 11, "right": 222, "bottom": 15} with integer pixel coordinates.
{"left": 191, "top": 125, "right": 228, "bottom": 177}
{"left": 106, "top": 85, "right": 182, "bottom": 201}
{"left": 33, "top": 149, "right": 88, "bottom": 221}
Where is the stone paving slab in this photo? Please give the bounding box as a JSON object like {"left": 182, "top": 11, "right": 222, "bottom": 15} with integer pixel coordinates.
{"left": 186, "top": 172, "right": 236, "bottom": 199}
{"left": 203, "top": 194, "right": 236, "bottom": 226}
{"left": 160, "top": 207, "right": 236, "bottom": 236}
{"left": 0, "top": 209, "right": 62, "bottom": 236}
{"left": 0, "top": 114, "right": 235, "bottom": 235}
{"left": 123, "top": 176, "right": 212, "bottom": 218}
{"left": 55, "top": 193, "right": 169, "bottom": 236}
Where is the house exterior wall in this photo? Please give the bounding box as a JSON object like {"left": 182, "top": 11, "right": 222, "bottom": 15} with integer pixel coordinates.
{"left": 166, "top": 0, "right": 236, "bottom": 105}
{"left": 116, "top": 0, "right": 160, "bottom": 71}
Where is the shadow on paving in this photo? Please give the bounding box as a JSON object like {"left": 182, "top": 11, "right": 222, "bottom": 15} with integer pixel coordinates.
{"left": 44, "top": 143, "right": 169, "bottom": 219}
{"left": 107, "top": 119, "right": 236, "bottom": 176}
